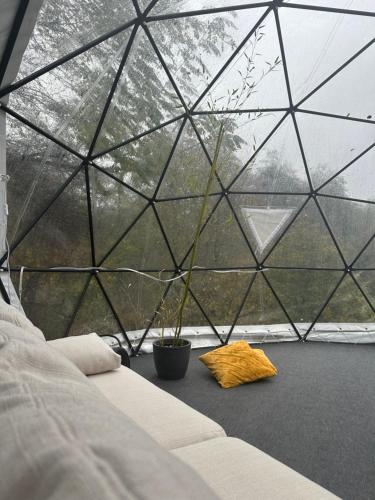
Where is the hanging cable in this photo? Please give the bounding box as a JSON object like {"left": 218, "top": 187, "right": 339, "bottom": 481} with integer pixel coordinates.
{"left": 0, "top": 170, "right": 11, "bottom": 303}
{"left": 18, "top": 266, "right": 25, "bottom": 304}
{"left": 5, "top": 237, "right": 11, "bottom": 300}
{"left": 15, "top": 265, "right": 268, "bottom": 302}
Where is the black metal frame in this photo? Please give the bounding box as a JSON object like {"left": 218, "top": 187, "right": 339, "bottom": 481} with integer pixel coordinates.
{"left": 0, "top": 0, "right": 30, "bottom": 88}
{"left": 0, "top": 0, "right": 374, "bottom": 351}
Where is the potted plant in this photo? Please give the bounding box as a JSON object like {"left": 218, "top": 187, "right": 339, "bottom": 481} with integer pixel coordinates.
{"left": 152, "top": 25, "right": 281, "bottom": 379}
{"left": 153, "top": 124, "right": 225, "bottom": 380}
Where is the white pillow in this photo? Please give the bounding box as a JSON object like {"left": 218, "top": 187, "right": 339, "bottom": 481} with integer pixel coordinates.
{"left": 0, "top": 298, "right": 45, "bottom": 341}
{"left": 48, "top": 333, "right": 121, "bottom": 375}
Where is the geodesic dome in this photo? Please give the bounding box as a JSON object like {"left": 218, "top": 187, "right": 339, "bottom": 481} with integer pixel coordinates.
{"left": 0, "top": 0, "right": 374, "bottom": 352}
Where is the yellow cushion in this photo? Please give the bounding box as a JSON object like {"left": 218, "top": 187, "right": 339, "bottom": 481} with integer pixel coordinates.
{"left": 199, "top": 340, "right": 277, "bottom": 389}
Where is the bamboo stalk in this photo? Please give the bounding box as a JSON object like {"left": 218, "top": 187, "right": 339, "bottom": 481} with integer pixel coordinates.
{"left": 174, "top": 123, "right": 225, "bottom": 343}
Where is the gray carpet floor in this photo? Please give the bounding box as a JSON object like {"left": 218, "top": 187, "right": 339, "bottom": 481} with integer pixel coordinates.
{"left": 131, "top": 342, "right": 375, "bottom": 500}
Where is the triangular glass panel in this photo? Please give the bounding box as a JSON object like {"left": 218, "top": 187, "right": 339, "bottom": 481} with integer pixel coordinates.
{"left": 320, "top": 147, "right": 375, "bottom": 203}
{"left": 94, "top": 119, "right": 183, "bottom": 196}
{"left": 190, "top": 270, "right": 251, "bottom": 334}
{"left": 296, "top": 112, "right": 375, "bottom": 188}
{"left": 231, "top": 115, "right": 310, "bottom": 192}
{"left": 16, "top": 1, "right": 136, "bottom": 80}
{"left": 90, "top": 167, "right": 149, "bottom": 263}
{"left": 6, "top": 115, "right": 79, "bottom": 246}
{"left": 303, "top": 44, "right": 375, "bottom": 119}
{"left": 103, "top": 206, "right": 175, "bottom": 270}
{"left": 151, "top": 276, "right": 214, "bottom": 331}
{"left": 235, "top": 273, "right": 295, "bottom": 334}
{"left": 353, "top": 271, "right": 375, "bottom": 309}
{"left": 192, "top": 197, "right": 256, "bottom": 268}
{"left": 100, "top": 272, "right": 169, "bottom": 332}
{"left": 10, "top": 171, "right": 91, "bottom": 267}
{"left": 14, "top": 271, "right": 89, "bottom": 340}
{"left": 266, "top": 199, "right": 343, "bottom": 268}
{"left": 317, "top": 275, "right": 375, "bottom": 323}
{"left": 152, "top": 0, "right": 268, "bottom": 14}
{"left": 355, "top": 238, "right": 375, "bottom": 269}
{"left": 9, "top": 30, "right": 131, "bottom": 155}
{"left": 94, "top": 29, "right": 184, "bottom": 154}
{"left": 286, "top": 0, "right": 374, "bottom": 10}
{"left": 230, "top": 193, "right": 307, "bottom": 260}
{"left": 318, "top": 196, "right": 375, "bottom": 264}
{"left": 69, "top": 277, "right": 121, "bottom": 337}
{"left": 148, "top": 7, "right": 267, "bottom": 106}
{"left": 197, "top": 13, "right": 289, "bottom": 112}
{"left": 280, "top": 6, "right": 375, "bottom": 102}
{"left": 138, "top": 0, "right": 153, "bottom": 9}
{"left": 156, "top": 195, "right": 220, "bottom": 266}
{"left": 157, "top": 120, "right": 222, "bottom": 198}
{"left": 266, "top": 269, "right": 343, "bottom": 331}
{"left": 243, "top": 207, "right": 295, "bottom": 256}
{"left": 193, "top": 111, "right": 284, "bottom": 187}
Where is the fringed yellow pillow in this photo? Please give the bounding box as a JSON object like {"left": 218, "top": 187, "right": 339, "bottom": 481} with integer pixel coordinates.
{"left": 199, "top": 340, "right": 277, "bottom": 389}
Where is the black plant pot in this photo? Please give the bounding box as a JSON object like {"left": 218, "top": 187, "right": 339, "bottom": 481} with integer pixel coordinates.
{"left": 153, "top": 337, "right": 191, "bottom": 380}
